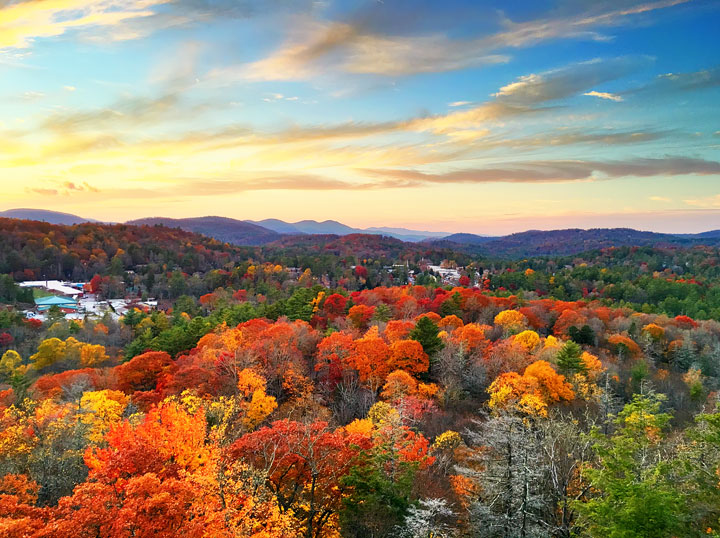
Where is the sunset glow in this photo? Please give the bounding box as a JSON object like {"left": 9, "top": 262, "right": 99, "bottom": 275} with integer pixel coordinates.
{"left": 1, "top": 0, "right": 719, "bottom": 233}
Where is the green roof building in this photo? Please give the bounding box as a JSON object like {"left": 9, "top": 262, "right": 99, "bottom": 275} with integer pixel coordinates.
{"left": 34, "top": 295, "right": 79, "bottom": 312}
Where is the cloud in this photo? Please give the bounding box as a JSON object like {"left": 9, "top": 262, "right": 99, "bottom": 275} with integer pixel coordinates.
{"left": 584, "top": 90, "right": 623, "bottom": 101}
{"left": 262, "top": 93, "right": 299, "bottom": 102}
{"left": 0, "top": 0, "right": 315, "bottom": 50}
{"left": 363, "top": 157, "right": 720, "bottom": 186}
{"left": 685, "top": 194, "right": 720, "bottom": 208}
{"left": 234, "top": 0, "right": 685, "bottom": 81}
{"left": 40, "top": 92, "right": 199, "bottom": 133}
{"left": 400, "top": 57, "right": 648, "bottom": 137}
{"left": 232, "top": 18, "right": 509, "bottom": 81}
{"left": 21, "top": 90, "right": 44, "bottom": 100}
{"left": 624, "top": 65, "right": 720, "bottom": 97}
{"left": 63, "top": 86, "right": 77, "bottom": 92}
{"left": 493, "top": 57, "right": 648, "bottom": 105}
{"left": 488, "top": 0, "right": 691, "bottom": 47}
{"left": 650, "top": 196, "right": 671, "bottom": 202}
{"left": 62, "top": 181, "right": 100, "bottom": 193}
{"left": 448, "top": 101, "right": 471, "bottom": 107}
{"left": 26, "top": 181, "right": 100, "bottom": 196}
{"left": 180, "top": 175, "right": 382, "bottom": 194}
{"left": 477, "top": 129, "right": 672, "bottom": 150}
{"left": 28, "top": 188, "right": 59, "bottom": 196}
{"left": 0, "top": 0, "right": 168, "bottom": 49}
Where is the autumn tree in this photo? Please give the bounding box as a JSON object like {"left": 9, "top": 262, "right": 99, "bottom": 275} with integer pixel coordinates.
{"left": 80, "top": 344, "right": 110, "bottom": 367}
{"left": 388, "top": 340, "right": 429, "bottom": 376}
{"left": 231, "top": 419, "right": 371, "bottom": 538}
{"left": 346, "top": 327, "right": 391, "bottom": 390}
{"left": 29, "top": 338, "right": 66, "bottom": 370}
{"left": 494, "top": 310, "right": 527, "bottom": 335}
{"left": 340, "top": 404, "right": 433, "bottom": 538}
{"left": 114, "top": 350, "right": 174, "bottom": 395}
{"left": 347, "top": 305, "right": 375, "bottom": 329}
{"left": 52, "top": 400, "right": 294, "bottom": 537}
{"left": 488, "top": 361, "right": 574, "bottom": 418}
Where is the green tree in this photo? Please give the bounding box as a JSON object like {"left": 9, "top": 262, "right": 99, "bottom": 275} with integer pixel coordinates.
{"left": 569, "top": 324, "right": 595, "bottom": 345}
{"left": 409, "top": 316, "right": 444, "bottom": 357}
{"left": 372, "top": 304, "right": 393, "bottom": 322}
{"left": 555, "top": 341, "right": 586, "bottom": 375}
{"left": 575, "top": 392, "right": 685, "bottom": 537}
{"left": 680, "top": 405, "right": 720, "bottom": 533}
{"left": 340, "top": 443, "right": 418, "bottom": 537}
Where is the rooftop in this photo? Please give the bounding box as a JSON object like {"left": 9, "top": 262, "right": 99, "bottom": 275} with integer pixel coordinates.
{"left": 35, "top": 295, "right": 79, "bottom": 306}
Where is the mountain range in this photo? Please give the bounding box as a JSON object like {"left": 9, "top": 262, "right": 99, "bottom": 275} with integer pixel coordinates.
{"left": 2, "top": 208, "right": 720, "bottom": 258}
{"left": 127, "top": 217, "right": 282, "bottom": 246}
{"left": 0, "top": 208, "right": 448, "bottom": 242}
{"left": 425, "top": 228, "right": 720, "bottom": 258}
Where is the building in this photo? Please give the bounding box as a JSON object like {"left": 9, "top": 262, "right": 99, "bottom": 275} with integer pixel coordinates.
{"left": 34, "top": 295, "right": 80, "bottom": 314}
{"left": 19, "top": 280, "right": 84, "bottom": 298}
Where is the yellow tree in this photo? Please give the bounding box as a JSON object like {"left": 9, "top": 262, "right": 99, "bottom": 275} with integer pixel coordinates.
{"left": 494, "top": 310, "right": 527, "bottom": 335}
{"left": 0, "top": 350, "right": 22, "bottom": 377}
{"left": 80, "top": 390, "right": 130, "bottom": 443}
{"left": 29, "top": 338, "right": 66, "bottom": 370}
{"left": 513, "top": 330, "right": 541, "bottom": 352}
{"left": 237, "top": 368, "right": 277, "bottom": 431}
{"left": 80, "top": 344, "right": 110, "bottom": 367}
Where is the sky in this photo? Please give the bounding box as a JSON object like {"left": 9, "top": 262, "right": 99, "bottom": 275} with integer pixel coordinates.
{"left": 1, "top": 0, "right": 719, "bottom": 235}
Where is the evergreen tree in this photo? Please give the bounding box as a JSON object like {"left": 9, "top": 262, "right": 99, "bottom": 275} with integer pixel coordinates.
{"left": 556, "top": 341, "right": 586, "bottom": 375}
{"left": 409, "top": 316, "right": 444, "bottom": 357}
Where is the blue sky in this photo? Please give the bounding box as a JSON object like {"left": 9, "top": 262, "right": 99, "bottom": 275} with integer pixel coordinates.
{"left": 1, "top": 0, "right": 719, "bottom": 233}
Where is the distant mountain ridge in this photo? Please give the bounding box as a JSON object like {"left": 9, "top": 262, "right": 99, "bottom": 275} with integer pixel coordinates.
{"left": 245, "top": 218, "right": 450, "bottom": 241}
{"left": 0, "top": 208, "right": 100, "bottom": 225}
{"left": 126, "top": 216, "right": 281, "bottom": 246}
{"left": 3, "top": 209, "right": 720, "bottom": 256}
{"left": 429, "top": 228, "right": 720, "bottom": 257}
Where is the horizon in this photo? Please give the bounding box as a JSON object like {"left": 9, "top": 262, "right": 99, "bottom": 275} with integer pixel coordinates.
{"left": 2, "top": 0, "right": 720, "bottom": 234}
{"left": 1, "top": 206, "right": 719, "bottom": 237}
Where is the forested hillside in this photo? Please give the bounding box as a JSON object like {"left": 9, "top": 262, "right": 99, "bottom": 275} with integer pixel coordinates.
{"left": 2, "top": 218, "right": 720, "bottom": 537}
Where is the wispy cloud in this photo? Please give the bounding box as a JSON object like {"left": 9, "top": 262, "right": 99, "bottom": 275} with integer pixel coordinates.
{"left": 262, "top": 93, "right": 299, "bottom": 102}
{"left": 624, "top": 65, "right": 720, "bottom": 97}
{"left": 584, "top": 90, "right": 624, "bottom": 102}
{"left": 402, "top": 57, "right": 649, "bottom": 137}
{"left": 220, "top": 18, "right": 509, "bottom": 81}
{"left": 493, "top": 57, "right": 648, "bottom": 105}
{"left": 363, "top": 157, "right": 720, "bottom": 186}
{"left": 232, "top": 0, "right": 685, "bottom": 81}
{"left": 685, "top": 194, "right": 720, "bottom": 208}
{"left": 0, "top": 0, "right": 168, "bottom": 49}
{"left": 27, "top": 180, "right": 100, "bottom": 196}
{"left": 0, "top": 0, "right": 316, "bottom": 50}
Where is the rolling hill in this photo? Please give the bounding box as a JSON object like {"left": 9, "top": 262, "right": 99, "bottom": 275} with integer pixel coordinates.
{"left": 127, "top": 216, "right": 282, "bottom": 246}
{"left": 4, "top": 208, "right": 720, "bottom": 257}
{"left": 430, "top": 228, "right": 720, "bottom": 258}
{"left": 0, "top": 208, "right": 100, "bottom": 225}
{"left": 246, "top": 218, "right": 449, "bottom": 241}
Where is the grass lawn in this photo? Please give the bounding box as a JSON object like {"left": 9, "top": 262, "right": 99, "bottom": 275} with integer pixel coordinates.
{"left": 32, "top": 288, "right": 55, "bottom": 299}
